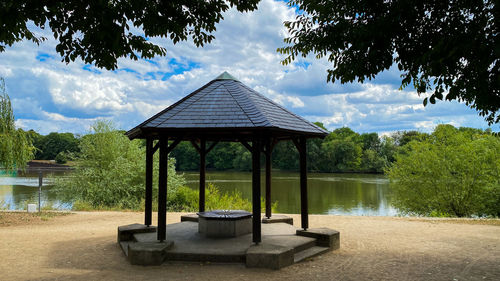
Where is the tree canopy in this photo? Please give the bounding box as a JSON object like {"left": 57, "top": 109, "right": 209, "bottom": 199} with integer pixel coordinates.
{"left": 30, "top": 131, "right": 80, "bottom": 161}
{"left": 0, "top": 0, "right": 259, "bottom": 70}
{"left": 0, "top": 78, "right": 34, "bottom": 170}
{"left": 279, "top": 0, "right": 499, "bottom": 124}
{"left": 387, "top": 124, "right": 500, "bottom": 217}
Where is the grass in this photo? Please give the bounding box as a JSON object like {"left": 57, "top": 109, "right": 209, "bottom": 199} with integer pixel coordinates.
{"left": 71, "top": 200, "right": 141, "bottom": 212}
{"left": 0, "top": 211, "right": 72, "bottom": 227}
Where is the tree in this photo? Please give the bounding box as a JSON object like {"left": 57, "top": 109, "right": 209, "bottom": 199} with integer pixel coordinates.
{"left": 55, "top": 120, "right": 185, "bottom": 209}
{"left": 360, "top": 133, "right": 380, "bottom": 151}
{"left": 170, "top": 142, "right": 200, "bottom": 171}
{"left": 33, "top": 132, "right": 80, "bottom": 160}
{"left": 391, "top": 131, "right": 429, "bottom": 147}
{"left": 0, "top": 78, "right": 34, "bottom": 170}
{"left": 322, "top": 139, "right": 362, "bottom": 172}
{"left": 279, "top": 1, "right": 499, "bottom": 124}
{"left": 387, "top": 125, "right": 500, "bottom": 217}
{"left": 0, "top": 1, "right": 259, "bottom": 70}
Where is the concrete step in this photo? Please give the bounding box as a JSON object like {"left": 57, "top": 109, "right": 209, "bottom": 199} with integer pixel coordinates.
{"left": 293, "top": 246, "right": 330, "bottom": 263}
{"left": 120, "top": 241, "right": 130, "bottom": 256}
{"left": 293, "top": 238, "right": 316, "bottom": 253}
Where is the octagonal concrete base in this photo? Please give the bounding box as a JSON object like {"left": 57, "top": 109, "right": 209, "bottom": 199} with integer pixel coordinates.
{"left": 262, "top": 215, "right": 294, "bottom": 225}
{"left": 180, "top": 214, "right": 199, "bottom": 222}
{"left": 297, "top": 228, "right": 340, "bottom": 250}
{"left": 128, "top": 241, "right": 174, "bottom": 266}
{"left": 246, "top": 244, "right": 294, "bottom": 269}
{"left": 118, "top": 222, "right": 339, "bottom": 269}
{"left": 118, "top": 223, "right": 156, "bottom": 243}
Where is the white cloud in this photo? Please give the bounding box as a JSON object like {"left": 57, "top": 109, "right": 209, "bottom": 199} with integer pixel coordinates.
{"left": 0, "top": 0, "right": 496, "bottom": 135}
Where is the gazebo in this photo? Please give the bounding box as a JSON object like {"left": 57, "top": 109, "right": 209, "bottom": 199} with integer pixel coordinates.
{"left": 125, "top": 72, "right": 327, "bottom": 244}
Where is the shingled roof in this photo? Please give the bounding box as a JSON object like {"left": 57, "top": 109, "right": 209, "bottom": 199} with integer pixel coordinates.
{"left": 126, "top": 71, "right": 327, "bottom": 140}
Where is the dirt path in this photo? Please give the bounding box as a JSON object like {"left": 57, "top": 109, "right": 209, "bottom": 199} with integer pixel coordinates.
{"left": 0, "top": 212, "right": 499, "bottom": 281}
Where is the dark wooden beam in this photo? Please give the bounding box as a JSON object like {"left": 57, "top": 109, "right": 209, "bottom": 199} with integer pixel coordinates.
{"left": 152, "top": 141, "right": 160, "bottom": 154}
{"left": 190, "top": 140, "right": 200, "bottom": 153}
{"left": 165, "top": 138, "right": 181, "bottom": 154}
{"left": 292, "top": 137, "right": 302, "bottom": 154}
{"left": 265, "top": 138, "right": 272, "bottom": 219}
{"left": 157, "top": 136, "right": 169, "bottom": 241}
{"left": 145, "top": 138, "right": 153, "bottom": 227}
{"left": 240, "top": 141, "right": 252, "bottom": 152}
{"left": 252, "top": 138, "right": 262, "bottom": 243}
{"left": 206, "top": 141, "right": 219, "bottom": 154}
{"left": 199, "top": 138, "right": 206, "bottom": 212}
{"left": 298, "top": 136, "right": 308, "bottom": 230}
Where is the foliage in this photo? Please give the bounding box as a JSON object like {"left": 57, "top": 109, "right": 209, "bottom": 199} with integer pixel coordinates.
{"left": 392, "top": 131, "right": 429, "bottom": 147}
{"left": 169, "top": 142, "right": 199, "bottom": 171}
{"left": 0, "top": 1, "right": 259, "bottom": 70}
{"left": 387, "top": 125, "right": 500, "bottom": 217}
{"left": 55, "top": 120, "right": 185, "bottom": 209}
{"left": 322, "top": 128, "right": 363, "bottom": 172}
{"left": 168, "top": 183, "right": 277, "bottom": 213}
{"left": 0, "top": 78, "right": 34, "bottom": 170}
{"left": 55, "top": 151, "right": 76, "bottom": 164}
{"left": 279, "top": 0, "right": 499, "bottom": 124}
{"left": 170, "top": 126, "right": 404, "bottom": 173}
{"left": 30, "top": 131, "right": 80, "bottom": 160}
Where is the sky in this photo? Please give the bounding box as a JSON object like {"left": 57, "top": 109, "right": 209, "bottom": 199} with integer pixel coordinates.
{"left": 0, "top": 0, "right": 497, "bottom": 136}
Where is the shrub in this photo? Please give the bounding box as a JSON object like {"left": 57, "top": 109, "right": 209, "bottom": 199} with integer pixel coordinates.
{"left": 387, "top": 125, "right": 500, "bottom": 217}
{"left": 55, "top": 120, "right": 185, "bottom": 209}
{"left": 168, "top": 183, "right": 277, "bottom": 213}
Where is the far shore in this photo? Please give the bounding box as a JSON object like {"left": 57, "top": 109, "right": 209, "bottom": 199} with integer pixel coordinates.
{"left": 0, "top": 211, "right": 499, "bottom": 280}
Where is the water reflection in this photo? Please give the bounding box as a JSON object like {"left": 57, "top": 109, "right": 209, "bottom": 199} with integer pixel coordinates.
{"left": 0, "top": 171, "right": 68, "bottom": 210}
{"left": 1, "top": 170, "right": 396, "bottom": 216}
{"left": 185, "top": 171, "right": 397, "bottom": 216}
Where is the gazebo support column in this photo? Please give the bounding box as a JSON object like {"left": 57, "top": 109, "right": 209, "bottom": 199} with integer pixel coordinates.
{"left": 199, "top": 139, "right": 206, "bottom": 212}
{"left": 265, "top": 139, "right": 272, "bottom": 219}
{"left": 294, "top": 137, "right": 309, "bottom": 230}
{"left": 252, "top": 139, "right": 262, "bottom": 243}
{"left": 192, "top": 139, "right": 218, "bottom": 213}
{"left": 144, "top": 138, "right": 153, "bottom": 227}
{"left": 299, "top": 137, "right": 308, "bottom": 230}
{"left": 157, "top": 136, "right": 168, "bottom": 241}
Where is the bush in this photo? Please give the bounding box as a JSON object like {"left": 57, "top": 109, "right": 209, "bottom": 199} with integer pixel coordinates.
{"left": 387, "top": 125, "right": 500, "bottom": 217}
{"left": 55, "top": 151, "right": 76, "bottom": 164}
{"left": 55, "top": 120, "right": 185, "bottom": 209}
{"left": 168, "top": 183, "right": 277, "bottom": 213}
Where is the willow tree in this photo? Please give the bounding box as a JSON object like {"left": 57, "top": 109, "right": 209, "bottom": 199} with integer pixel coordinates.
{"left": 0, "top": 78, "right": 34, "bottom": 171}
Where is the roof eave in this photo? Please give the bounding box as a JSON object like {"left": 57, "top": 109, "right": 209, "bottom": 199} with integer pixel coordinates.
{"left": 125, "top": 127, "right": 143, "bottom": 140}
{"left": 130, "top": 126, "right": 327, "bottom": 140}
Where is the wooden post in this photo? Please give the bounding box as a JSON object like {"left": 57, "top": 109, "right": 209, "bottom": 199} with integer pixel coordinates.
{"left": 157, "top": 136, "right": 168, "bottom": 241}
{"left": 265, "top": 138, "right": 272, "bottom": 219}
{"left": 199, "top": 138, "right": 206, "bottom": 212}
{"left": 145, "top": 138, "right": 153, "bottom": 227}
{"left": 298, "top": 137, "right": 308, "bottom": 230}
{"left": 252, "top": 138, "right": 261, "bottom": 243}
{"left": 38, "top": 171, "right": 42, "bottom": 213}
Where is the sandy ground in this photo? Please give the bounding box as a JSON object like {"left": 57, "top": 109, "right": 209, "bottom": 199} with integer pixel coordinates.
{"left": 0, "top": 212, "right": 499, "bottom": 281}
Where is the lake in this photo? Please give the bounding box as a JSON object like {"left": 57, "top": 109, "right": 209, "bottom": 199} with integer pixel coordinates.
{"left": 0, "top": 170, "right": 396, "bottom": 216}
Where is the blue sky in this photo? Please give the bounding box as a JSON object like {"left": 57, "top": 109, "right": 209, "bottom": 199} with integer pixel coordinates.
{"left": 0, "top": 0, "right": 496, "bottom": 135}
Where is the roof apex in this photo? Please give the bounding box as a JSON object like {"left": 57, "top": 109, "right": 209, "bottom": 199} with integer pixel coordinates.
{"left": 214, "top": 71, "right": 239, "bottom": 81}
